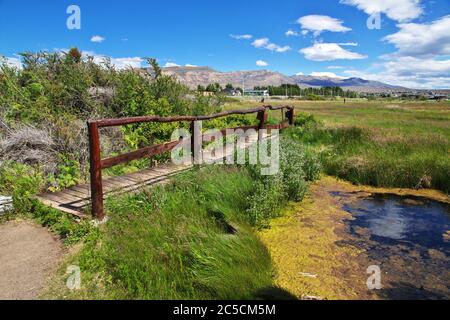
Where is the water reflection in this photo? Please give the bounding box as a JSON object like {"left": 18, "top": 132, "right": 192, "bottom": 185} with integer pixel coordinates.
{"left": 338, "top": 193, "right": 450, "bottom": 299}
{"left": 343, "top": 194, "right": 450, "bottom": 251}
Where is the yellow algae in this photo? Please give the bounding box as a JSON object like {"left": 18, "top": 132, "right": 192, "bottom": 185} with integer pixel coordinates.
{"left": 259, "top": 176, "right": 450, "bottom": 300}
{"left": 259, "top": 178, "right": 369, "bottom": 300}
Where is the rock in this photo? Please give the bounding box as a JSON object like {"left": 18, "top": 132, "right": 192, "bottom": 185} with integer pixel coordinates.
{"left": 301, "top": 295, "right": 324, "bottom": 300}
{"left": 0, "top": 196, "right": 13, "bottom": 214}
{"left": 299, "top": 272, "right": 318, "bottom": 278}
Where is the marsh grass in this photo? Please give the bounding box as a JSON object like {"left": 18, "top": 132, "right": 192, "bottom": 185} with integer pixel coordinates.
{"left": 273, "top": 100, "right": 450, "bottom": 193}
{"left": 54, "top": 167, "right": 274, "bottom": 300}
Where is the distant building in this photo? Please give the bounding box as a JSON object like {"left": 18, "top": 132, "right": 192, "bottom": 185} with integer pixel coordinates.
{"left": 222, "top": 88, "right": 242, "bottom": 96}
{"left": 243, "top": 89, "right": 270, "bottom": 97}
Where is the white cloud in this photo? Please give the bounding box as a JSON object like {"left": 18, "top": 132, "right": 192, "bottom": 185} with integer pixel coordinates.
{"left": 295, "top": 72, "right": 304, "bottom": 76}
{"left": 339, "top": 42, "right": 358, "bottom": 46}
{"left": 251, "top": 38, "right": 291, "bottom": 53}
{"left": 299, "top": 43, "right": 368, "bottom": 61}
{"left": 344, "top": 57, "right": 450, "bottom": 89}
{"left": 252, "top": 38, "right": 270, "bottom": 48}
{"left": 256, "top": 60, "right": 269, "bottom": 67}
{"left": 109, "top": 57, "right": 143, "bottom": 69}
{"left": 297, "top": 15, "right": 351, "bottom": 36}
{"left": 230, "top": 34, "right": 253, "bottom": 40}
{"left": 327, "top": 65, "right": 345, "bottom": 69}
{"left": 285, "top": 30, "right": 299, "bottom": 37}
{"left": 185, "top": 64, "right": 198, "bottom": 67}
{"left": 310, "top": 72, "right": 346, "bottom": 79}
{"left": 340, "top": 0, "right": 423, "bottom": 22}
{"left": 82, "top": 51, "right": 143, "bottom": 69}
{"left": 2, "top": 56, "right": 22, "bottom": 69}
{"left": 164, "top": 62, "right": 180, "bottom": 68}
{"left": 90, "top": 35, "right": 106, "bottom": 43}
{"left": 383, "top": 15, "right": 450, "bottom": 58}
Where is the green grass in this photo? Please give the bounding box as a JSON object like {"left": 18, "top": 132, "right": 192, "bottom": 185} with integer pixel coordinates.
{"left": 57, "top": 144, "right": 318, "bottom": 300}
{"left": 46, "top": 133, "right": 321, "bottom": 300}
{"left": 53, "top": 166, "right": 276, "bottom": 300}
{"left": 225, "top": 99, "right": 450, "bottom": 193}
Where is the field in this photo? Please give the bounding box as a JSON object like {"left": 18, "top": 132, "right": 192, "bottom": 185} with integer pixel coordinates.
{"left": 227, "top": 99, "right": 450, "bottom": 193}
{"left": 2, "top": 55, "right": 449, "bottom": 299}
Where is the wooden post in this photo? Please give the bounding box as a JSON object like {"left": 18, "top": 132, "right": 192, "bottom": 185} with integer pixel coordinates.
{"left": 257, "top": 109, "right": 268, "bottom": 141}
{"left": 87, "top": 121, "right": 104, "bottom": 220}
{"left": 190, "top": 121, "right": 202, "bottom": 165}
{"left": 286, "top": 108, "right": 295, "bottom": 126}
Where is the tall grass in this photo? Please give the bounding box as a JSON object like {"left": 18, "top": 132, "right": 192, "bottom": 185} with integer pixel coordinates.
{"left": 65, "top": 167, "right": 272, "bottom": 300}
{"left": 284, "top": 102, "right": 450, "bottom": 193}
{"left": 47, "top": 136, "right": 321, "bottom": 300}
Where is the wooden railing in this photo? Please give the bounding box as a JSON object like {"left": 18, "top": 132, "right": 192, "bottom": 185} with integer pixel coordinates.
{"left": 87, "top": 105, "right": 295, "bottom": 220}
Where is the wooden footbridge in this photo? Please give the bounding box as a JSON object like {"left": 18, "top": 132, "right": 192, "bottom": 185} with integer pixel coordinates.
{"left": 36, "top": 106, "right": 295, "bottom": 220}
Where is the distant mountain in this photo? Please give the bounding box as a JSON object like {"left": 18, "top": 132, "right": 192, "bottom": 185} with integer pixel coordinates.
{"left": 162, "top": 66, "right": 294, "bottom": 88}
{"left": 159, "top": 66, "right": 407, "bottom": 92}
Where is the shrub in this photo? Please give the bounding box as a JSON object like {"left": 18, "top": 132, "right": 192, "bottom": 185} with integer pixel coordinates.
{"left": 294, "top": 112, "right": 319, "bottom": 129}
{"left": 0, "top": 162, "right": 45, "bottom": 214}
{"left": 245, "top": 136, "right": 322, "bottom": 228}
{"left": 245, "top": 174, "right": 285, "bottom": 228}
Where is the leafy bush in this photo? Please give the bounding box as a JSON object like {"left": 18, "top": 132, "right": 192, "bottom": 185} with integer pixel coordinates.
{"left": 245, "top": 136, "right": 322, "bottom": 228}
{"left": 294, "top": 112, "right": 320, "bottom": 129}
{"left": 1, "top": 50, "right": 251, "bottom": 195}
{"left": 47, "top": 155, "right": 81, "bottom": 191}
{"left": 0, "top": 162, "right": 45, "bottom": 214}
{"left": 245, "top": 174, "right": 285, "bottom": 228}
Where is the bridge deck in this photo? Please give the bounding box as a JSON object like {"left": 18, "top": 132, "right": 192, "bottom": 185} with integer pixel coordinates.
{"left": 35, "top": 133, "right": 265, "bottom": 218}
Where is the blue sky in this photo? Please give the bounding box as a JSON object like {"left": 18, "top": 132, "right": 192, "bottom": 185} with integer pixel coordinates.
{"left": 0, "top": 0, "right": 449, "bottom": 88}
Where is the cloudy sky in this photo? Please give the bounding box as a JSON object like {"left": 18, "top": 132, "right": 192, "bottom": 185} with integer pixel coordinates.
{"left": 0, "top": 0, "right": 449, "bottom": 89}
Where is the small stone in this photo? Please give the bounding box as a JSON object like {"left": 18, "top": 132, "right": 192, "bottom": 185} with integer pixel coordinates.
{"left": 90, "top": 216, "right": 109, "bottom": 227}
{"left": 301, "top": 295, "right": 323, "bottom": 300}
{"left": 0, "top": 195, "right": 13, "bottom": 214}
{"left": 299, "top": 272, "right": 318, "bottom": 278}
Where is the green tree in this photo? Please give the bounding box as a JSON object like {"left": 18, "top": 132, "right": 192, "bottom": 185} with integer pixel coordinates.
{"left": 147, "top": 58, "right": 162, "bottom": 79}
{"left": 67, "top": 48, "right": 82, "bottom": 63}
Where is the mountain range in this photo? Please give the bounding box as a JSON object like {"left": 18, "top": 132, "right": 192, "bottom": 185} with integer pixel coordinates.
{"left": 160, "top": 66, "right": 407, "bottom": 92}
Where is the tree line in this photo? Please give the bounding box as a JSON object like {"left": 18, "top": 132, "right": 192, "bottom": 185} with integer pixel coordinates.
{"left": 254, "top": 84, "right": 358, "bottom": 98}
{"left": 197, "top": 83, "right": 358, "bottom": 98}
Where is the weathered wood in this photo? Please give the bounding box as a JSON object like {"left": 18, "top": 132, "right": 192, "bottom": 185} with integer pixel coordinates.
{"left": 93, "top": 107, "right": 267, "bottom": 128}
{"left": 191, "top": 121, "right": 202, "bottom": 165}
{"left": 88, "top": 121, "right": 104, "bottom": 220}
{"left": 0, "top": 195, "right": 13, "bottom": 214}
{"left": 286, "top": 108, "right": 295, "bottom": 126}
{"left": 101, "top": 140, "right": 182, "bottom": 169}
{"left": 257, "top": 109, "right": 268, "bottom": 141}
{"left": 42, "top": 106, "right": 296, "bottom": 218}
{"left": 201, "top": 125, "right": 259, "bottom": 142}
{"left": 34, "top": 129, "right": 274, "bottom": 217}
{"left": 265, "top": 121, "right": 290, "bottom": 130}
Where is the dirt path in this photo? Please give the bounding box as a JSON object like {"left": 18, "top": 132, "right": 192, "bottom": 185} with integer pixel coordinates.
{"left": 0, "top": 220, "right": 63, "bottom": 300}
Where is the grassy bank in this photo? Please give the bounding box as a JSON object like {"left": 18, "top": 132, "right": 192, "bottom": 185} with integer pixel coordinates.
{"left": 44, "top": 137, "right": 320, "bottom": 300}
{"left": 228, "top": 100, "right": 450, "bottom": 193}
{"left": 79, "top": 167, "right": 273, "bottom": 300}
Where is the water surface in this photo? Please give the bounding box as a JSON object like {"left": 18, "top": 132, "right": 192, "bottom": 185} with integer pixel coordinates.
{"left": 339, "top": 193, "right": 450, "bottom": 300}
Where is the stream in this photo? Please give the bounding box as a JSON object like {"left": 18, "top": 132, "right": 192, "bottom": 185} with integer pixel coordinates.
{"left": 338, "top": 193, "right": 450, "bottom": 299}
